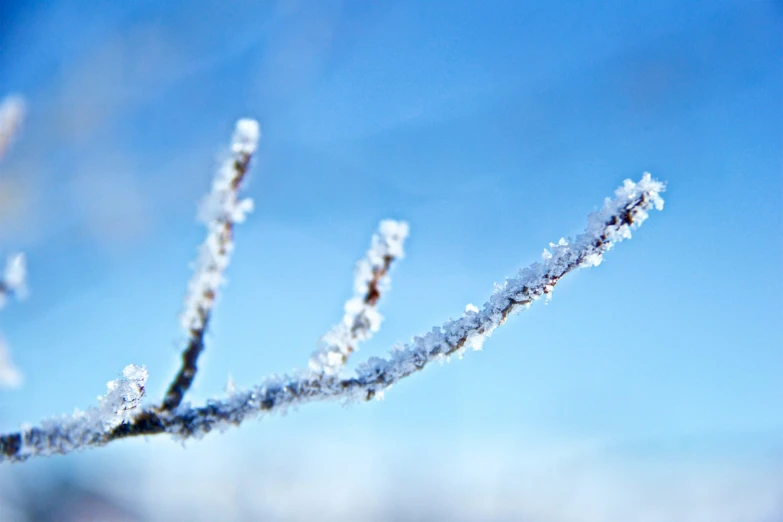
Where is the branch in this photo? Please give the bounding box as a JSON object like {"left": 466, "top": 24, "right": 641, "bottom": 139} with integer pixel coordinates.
{"left": 0, "top": 96, "right": 25, "bottom": 163}
{"left": 160, "top": 119, "right": 260, "bottom": 411}
{"left": 0, "top": 365, "right": 147, "bottom": 460}
{"left": 0, "top": 252, "right": 27, "bottom": 389}
{"left": 0, "top": 93, "right": 27, "bottom": 389}
{"left": 309, "top": 220, "right": 409, "bottom": 376}
{"left": 0, "top": 173, "right": 664, "bottom": 462}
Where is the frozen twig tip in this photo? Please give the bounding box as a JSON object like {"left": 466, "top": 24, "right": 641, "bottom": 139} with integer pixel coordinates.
{"left": 163, "top": 118, "right": 261, "bottom": 411}
{"left": 309, "top": 219, "right": 410, "bottom": 376}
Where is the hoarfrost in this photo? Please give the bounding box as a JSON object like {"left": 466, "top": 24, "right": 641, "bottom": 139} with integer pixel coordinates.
{"left": 181, "top": 119, "right": 261, "bottom": 333}
{"left": 14, "top": 364, "right": 147, "bottom": 459}
{"left": 97, "top": 364, "right": 149, "bottom": 429}
{"left": 0, "top": 174, "right": 664, "bottom": 461}
{"left": 309, "top": 220, "right": 409, "bottom": 376}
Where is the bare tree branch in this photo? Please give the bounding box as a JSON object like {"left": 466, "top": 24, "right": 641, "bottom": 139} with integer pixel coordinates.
{"left": 0, "top": 254, "right": 27, "bottom": 387}
{"left": 0, "top": 96, "right": 25, "bottom": 163}
{"left": 0, "top": 95, "right": 27, "bottom": 388}
{"left": 0, "top": 173, "right": 665, "bottom": 462}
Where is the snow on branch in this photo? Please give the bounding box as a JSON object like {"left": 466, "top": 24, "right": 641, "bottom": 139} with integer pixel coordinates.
{"left": 0, "top": 94, "right": 27, "bottom": 388}
{"left": 0, "top": 253, "right": 27, "bottom": 388}
{"left": 160, "top": 119, "right": 260, "bottom": 411}
{"left": 1, "top": 365, "right": 147, "bottom": 460}
{"left": 0, "top": 95, "right": 25, "bottom": 163}
{"left": 0, "top": 173, "right": 664, "bottom": 462}
{"left": 309, "top": 220, "right": 409, "bottom": 376}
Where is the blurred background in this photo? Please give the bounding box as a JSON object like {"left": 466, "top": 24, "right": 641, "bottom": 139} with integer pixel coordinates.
{"left": 0, "top": 1, "right": 781, "bottom": 520}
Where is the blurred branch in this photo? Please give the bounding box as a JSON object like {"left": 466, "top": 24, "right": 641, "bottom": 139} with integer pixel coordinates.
{"left": 0, "top": 94, "right": 27, "bottom": 389}
{"left": 0, "top": 173, "right": 665, "bottom": 462}
{"left": 0, "top": 96, "right": 25, "bottom": 163}
{"left": 0, "top": 255, "right": 28, "bottom": 391}
{"left": 1, "top": 364, "right": 147, "bottom": 460}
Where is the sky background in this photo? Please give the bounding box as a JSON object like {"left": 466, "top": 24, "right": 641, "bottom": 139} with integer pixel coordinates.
{"left": 0, "top": 0, "right": 781, "bottom": 520}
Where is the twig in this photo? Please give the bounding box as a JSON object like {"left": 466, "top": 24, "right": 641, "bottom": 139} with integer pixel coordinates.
{"left": 160, "top": 119, "right": 260, "bottom": 411}
{"left": 0, "top": 174, "right": 665, "bottom": 462}
{"left": 0, "top": 96, "right": 25, "bottom": 163}
{"left": 0, "top": 254, "right": 27, "bottom": 389}
{"left": 309, "top": 220, "right": 409, "bottom": 375}
{"left": 0, "top": 94, "right": 27, "bottom": 389}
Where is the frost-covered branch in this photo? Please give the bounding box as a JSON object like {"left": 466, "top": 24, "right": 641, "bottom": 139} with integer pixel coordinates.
{"left": 309, "top": 220, "right": 409, "bottom": 376}
{"left": 160, "top": 119, "right": 260, "bottom": 411}
{"left": 1, "top": 365, "right": 147, "bottom": 460}
{"left": 0, "top": 95, "right": 27, "bottom": 388}
{"left": 0, "top": 173, "right": 664, "bottom": 462}
{"left": 0, "top": 96, "right": 25, "bottom": 163}
{"left": 0, "top": 242, "right": 27, "bottom": 389}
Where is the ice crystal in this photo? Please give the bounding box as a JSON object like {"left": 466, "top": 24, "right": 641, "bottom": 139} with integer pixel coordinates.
{"left": 181, "top": 119, "right": 260, "bottom": 333}
{"left": 14, "top": 364, "right": 147, "bottom": 459}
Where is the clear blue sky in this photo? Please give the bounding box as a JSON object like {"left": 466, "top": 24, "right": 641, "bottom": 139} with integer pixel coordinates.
{"left": 0, "top": 1, "right": 781, "bottom": 519}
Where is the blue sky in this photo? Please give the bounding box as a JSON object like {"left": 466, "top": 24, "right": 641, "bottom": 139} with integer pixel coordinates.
{"left": 0, "top": 1, "right": 781, "bottom": 519}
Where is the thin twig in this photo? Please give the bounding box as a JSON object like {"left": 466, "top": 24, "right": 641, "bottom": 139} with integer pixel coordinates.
{"left": 0, "top": 251, "right": 27, "bottom": 389}
{"left": 309, "top": 220, "right": 409, "bottom": 375}
{"left": 0, "top": 94, "right": 27, "bottom": 388}
{"left": 0, "top": 96, "right": 25, "bottom": 163}
{"left": 160, "top": 119, "right": 260, "bottom": 411}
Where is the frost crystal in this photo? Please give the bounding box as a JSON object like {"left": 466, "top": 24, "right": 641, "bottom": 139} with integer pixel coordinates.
{"left": 309, "top": 220, "right": 409, "bottom": 376}
{"left": 225, "top": 373, "right": 237, "bottom": 395}
{"left": 231, "top": 119, "right": 260, "bottom": 155}
{"left": 11, "top": 364, "right": 147, "bottom": 459}
{"left": 181, "top": 119, "right": 261, "bottom": 333}
{"left": 97, "top": 364, "right": 148, "bottom": 429}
